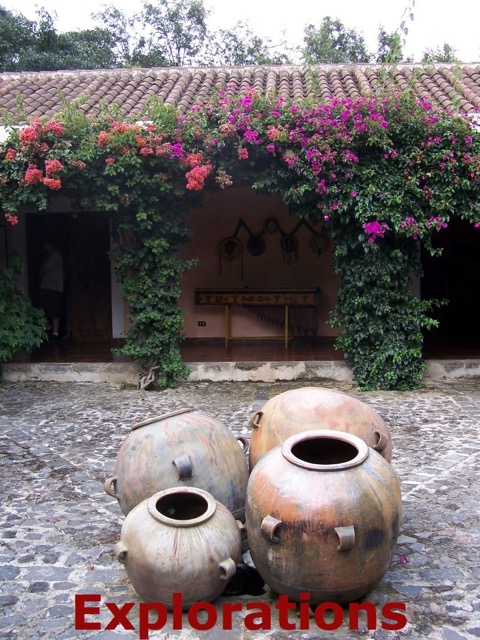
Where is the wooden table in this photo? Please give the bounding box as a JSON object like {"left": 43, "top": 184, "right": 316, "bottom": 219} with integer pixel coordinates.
{"left": 195, "top": 288, "right": 319, "bottom": 348}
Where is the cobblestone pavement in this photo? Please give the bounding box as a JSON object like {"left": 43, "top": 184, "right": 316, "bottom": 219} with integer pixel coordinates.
{"left": 0, "top": 378, "right": 479, "bottom": 640}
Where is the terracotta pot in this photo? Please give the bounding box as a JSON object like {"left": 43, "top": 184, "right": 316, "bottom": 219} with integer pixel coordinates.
{"left": 104, "top": 408, "right": 249, "bottom": 519}
{"left": 245, "top": 430, "right": 402, "bottom": 604}
{"left": 115, "top": 487, "right": 242, "bottom": 608}
{"left": 249, "top": 386, "right": 392, "bottom": 469}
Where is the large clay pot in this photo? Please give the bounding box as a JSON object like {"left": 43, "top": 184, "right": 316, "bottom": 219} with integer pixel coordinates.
{"left": 249, "top": 386, "right": 392, "bottom": 469}
{"left": 115, "top": 487, "right": 242, "bottom": 608}
{"left": 104, "top": 408, "right": 249, "bottom": 519}
{"left": 246, "top": 430, "right": 402, "bottom": 604}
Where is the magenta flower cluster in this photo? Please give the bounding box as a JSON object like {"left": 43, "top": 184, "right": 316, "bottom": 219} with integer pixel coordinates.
{"left": 363, "top": 221, "right": 389, "bottom": 243}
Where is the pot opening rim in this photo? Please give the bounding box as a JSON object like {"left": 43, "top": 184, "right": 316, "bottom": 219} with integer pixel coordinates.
{"left": 148, "top": 487, "right": 216, "bottom": 527}
{"left": 282, "top": 429, "right": 369, "bottom": 470}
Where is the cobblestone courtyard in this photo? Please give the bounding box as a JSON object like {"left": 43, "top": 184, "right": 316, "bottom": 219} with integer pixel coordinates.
{"left": 1, "top": 378, "right": 479, "bottom": 639}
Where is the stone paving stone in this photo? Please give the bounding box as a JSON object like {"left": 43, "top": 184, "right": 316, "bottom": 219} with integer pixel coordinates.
{"left": 0, "top": 379, "right": 479, "bottom": 639}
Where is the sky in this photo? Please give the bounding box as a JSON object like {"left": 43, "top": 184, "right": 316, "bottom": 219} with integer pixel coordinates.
{"left": 3, "top": 0, "right": 480, "bottom": 63}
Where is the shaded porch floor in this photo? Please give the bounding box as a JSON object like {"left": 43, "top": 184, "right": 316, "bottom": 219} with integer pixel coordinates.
{"left": 25, "top": 334, "right": 480, "bottom": 364}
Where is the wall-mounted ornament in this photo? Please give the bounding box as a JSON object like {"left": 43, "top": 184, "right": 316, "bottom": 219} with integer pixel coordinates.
{"left": 280, "top": 234, "right": 297, "bottom": 263}
{"left": 310, "top": 231, "right": 330, "bottom": 256}
{"left": 247, "top": 234, "right": 266, "bottom": 256}
{"left": 264, "top": 217, "right": 279, "bottom": 234}
{"left": 218, "top": 236, "right": 243, "bottom": 277}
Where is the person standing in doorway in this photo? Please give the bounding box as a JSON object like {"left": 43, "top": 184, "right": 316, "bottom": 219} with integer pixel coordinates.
{"left": 39, "top": 240, "right": 64, "bottom": 340}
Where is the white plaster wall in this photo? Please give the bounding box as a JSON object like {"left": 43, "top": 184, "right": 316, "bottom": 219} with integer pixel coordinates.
{"left": 179, "top": 188, "right": 340, "bottom": 339}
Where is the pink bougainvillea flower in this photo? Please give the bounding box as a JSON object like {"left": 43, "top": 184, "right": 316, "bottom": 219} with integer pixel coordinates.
{"left": 105, "top": 157, "right": 115, "bottom": 165}
{"left": 237, "top": 147, "right": 249, "bottom": 160}
{"left": 169, "top": 143, "right": 184, "bottom": 160}
{"left": 266, "top": 126, "right": 281, "bottom": 141}
{"left": 243, "top": 129, "right": 261, "bottom": 144}
{"left": 401, "top": 216, "right": 422, "bottom": 240}
{"left": 363, "top": 220, "right": 389, "bottom": 243}
{"left": 426, "top": 216, "right": 448, "bottom": 231}
{"left": 398, "top": 555, "right": 409, "bottom": 564}
{"left": 4, "top": 213, "right": 18, "bottom": 225}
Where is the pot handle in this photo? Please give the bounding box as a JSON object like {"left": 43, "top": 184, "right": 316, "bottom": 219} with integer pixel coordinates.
{"left": 335, "top": 525, "right": 355, "bottom": 551}
{"left": 172, "top": 454, "right": 193, "bottom": 480}
{"left": 236, "top": 520, "right": 247, "bottom": 540}
{"left": 114, "top": 541, "right": 128, "bottom": 564}
{"left": 104, "top": 476, "right": 118, "bottom": 498}
{"left": 219, "top": 557, "right": 237, "bottom": 581}
{"left": 249, "top": 411, "right": 263, "bottom": 429}
{"left": 237, "top": 435, "right": 250, "bottom": 453}
{"left": 373, "top": 430, "right": 388, "bottom": 453}
{"left": 261, "top": 515, "right": 282, "bottom": 544}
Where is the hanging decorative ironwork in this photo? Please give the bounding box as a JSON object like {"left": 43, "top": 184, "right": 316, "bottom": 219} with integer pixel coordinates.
{"left": 218, "top": 216, "right": 330, "bottom": 277}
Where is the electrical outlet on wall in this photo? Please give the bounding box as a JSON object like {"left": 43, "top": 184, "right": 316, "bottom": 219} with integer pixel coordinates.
{"left": 197, "top": 321, "right": 206, "bottom": 326}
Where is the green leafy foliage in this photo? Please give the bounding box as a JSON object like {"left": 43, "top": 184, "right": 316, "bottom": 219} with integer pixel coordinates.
{"left": 0, "top": 253, "right": 46, "bottom": 373}
{"left": 302, "top": 17, "right": 371, "bottom": 64}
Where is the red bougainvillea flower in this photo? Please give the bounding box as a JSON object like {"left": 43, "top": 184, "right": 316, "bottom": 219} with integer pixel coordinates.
{"left": 45, "top": 159, "right": 64, "bottom": 175}
{"left": 237, "top": 147, "right": 249, "bottom": 160}
{"left": 42, "top": 119, "right": 64, "bottom": 135}
{"left": 4, "top": 148, "right": 17, "bottom": 161}
{"left": 42, "top": 177, "right": 62, "bottom": 190}
{"left": 24, "top": 165, "right": 44, "bottom": 184}
{"left": 185, "top": 152, "right": 204, "bottom": 168}
{"left": 135, "top": 135, "right": 148, "bottom": 147}
{"left": 19, "top": 123, "right": 41, "bottom": 143}
{"left": 105, "top": 157, "right": 115, "bottom": 164}
{"left": 98, "top": 132, "right": 109, "bottom": 148}
{"left": 185, "top": 164, "right": 212, "bottom": 190}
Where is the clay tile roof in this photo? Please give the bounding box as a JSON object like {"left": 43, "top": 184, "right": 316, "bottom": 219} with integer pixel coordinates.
{"left": 0, "top": 63, "right": 480, "bottom": 125}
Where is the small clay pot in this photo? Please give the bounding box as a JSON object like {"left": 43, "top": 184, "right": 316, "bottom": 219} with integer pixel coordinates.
{"left": 115, "top": 487, "right": 243, "bottom": 608}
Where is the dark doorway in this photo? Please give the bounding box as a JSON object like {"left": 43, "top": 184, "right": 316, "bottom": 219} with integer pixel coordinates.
{"left": 27, "top": 212, "right": 112, "bottom": 343}
{"left": 421, "top": 218, "right": 480, "bottom": 344}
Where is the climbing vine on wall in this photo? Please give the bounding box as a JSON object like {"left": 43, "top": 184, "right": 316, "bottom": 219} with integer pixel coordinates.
{"left": 1, "top": 86, "right": 480, "bottom": 389}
